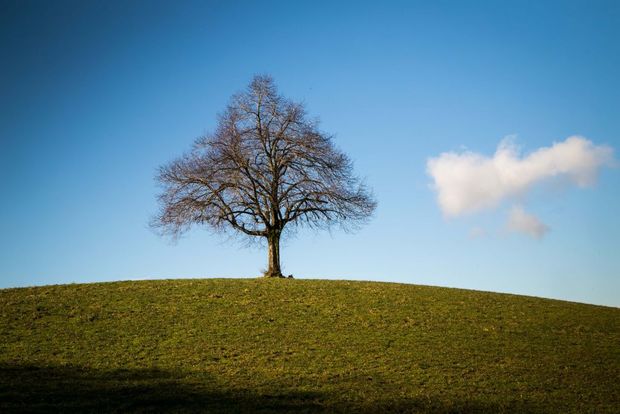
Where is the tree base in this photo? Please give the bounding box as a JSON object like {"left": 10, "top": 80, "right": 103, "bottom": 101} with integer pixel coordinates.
{"left": 263, "top": 271, "right": 284, "bottom": 278}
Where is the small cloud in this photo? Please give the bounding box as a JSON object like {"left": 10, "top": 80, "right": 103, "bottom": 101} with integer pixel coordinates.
{"left": 507, "top": 206, "right": 549, "bottom": 239}
{"left": 426, "top": 136, "right": 614, "bottom": 217}
{"left": 469, "top": 227, "right": 488, "bottom": 239}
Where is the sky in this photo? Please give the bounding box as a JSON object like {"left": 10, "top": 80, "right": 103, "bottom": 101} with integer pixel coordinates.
{"left": 1, "top": 0, "right": 618, "bottom": 307}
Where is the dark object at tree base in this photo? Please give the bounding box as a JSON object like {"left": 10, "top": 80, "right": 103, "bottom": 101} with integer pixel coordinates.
{"left": 261, "top": 272, "right": 294, "bottom": 279}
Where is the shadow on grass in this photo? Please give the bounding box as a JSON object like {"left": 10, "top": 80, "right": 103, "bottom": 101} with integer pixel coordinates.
{"left": 0, "top": 363, "right": 539, "bottom": 413}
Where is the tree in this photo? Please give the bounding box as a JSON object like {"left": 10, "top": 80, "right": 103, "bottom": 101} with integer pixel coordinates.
{"left": 153, "top": 75, "right": 376, "bottom": 277}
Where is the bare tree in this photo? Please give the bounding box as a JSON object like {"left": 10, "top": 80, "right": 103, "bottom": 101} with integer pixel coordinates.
{"left": 153, "top": 75, "right": 376, "bottom": 277}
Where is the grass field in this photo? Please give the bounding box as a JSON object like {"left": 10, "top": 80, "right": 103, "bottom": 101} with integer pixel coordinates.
{"left": 1, "top": 278, "right": 618, "bottom": 413}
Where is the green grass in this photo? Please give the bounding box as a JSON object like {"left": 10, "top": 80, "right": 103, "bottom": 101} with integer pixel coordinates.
{"left": 1, "top": 278, "right": 618, "bottom": 413}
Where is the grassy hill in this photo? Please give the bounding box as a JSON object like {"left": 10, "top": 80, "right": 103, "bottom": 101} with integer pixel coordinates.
{"left": 1, "top": 278, "right": 618, "bottom": 413}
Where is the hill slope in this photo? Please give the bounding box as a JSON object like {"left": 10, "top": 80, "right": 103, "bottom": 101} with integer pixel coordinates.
{"left": 1, "top": 278, "right": 618, "bottom": 413}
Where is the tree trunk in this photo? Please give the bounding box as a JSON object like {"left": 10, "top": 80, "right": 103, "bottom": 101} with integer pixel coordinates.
{"left": 265, "top": 231, "right": 283, "bottom": 277}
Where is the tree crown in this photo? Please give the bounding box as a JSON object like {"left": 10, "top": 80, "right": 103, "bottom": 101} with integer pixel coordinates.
{"left": 153, "top": 75, "right": 376, "bottom": 242}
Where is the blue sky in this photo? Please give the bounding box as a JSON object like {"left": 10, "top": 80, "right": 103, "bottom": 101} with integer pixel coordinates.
{"left": 1, "top": 0, "right": 618, "bottom": 306}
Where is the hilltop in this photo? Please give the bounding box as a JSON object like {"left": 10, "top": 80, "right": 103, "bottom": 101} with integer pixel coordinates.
{"left": 1, "top": 278, "right": 618, "bottom": 413}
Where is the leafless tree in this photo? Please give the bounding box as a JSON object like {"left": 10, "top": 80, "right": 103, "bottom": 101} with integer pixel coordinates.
{"left": 153, "top": 75, "right": 376, "bottom": 277}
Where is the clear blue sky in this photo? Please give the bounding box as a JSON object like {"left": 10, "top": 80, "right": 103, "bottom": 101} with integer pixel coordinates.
{"left": 1, "top": 0, "right": 618, "bottom": 306}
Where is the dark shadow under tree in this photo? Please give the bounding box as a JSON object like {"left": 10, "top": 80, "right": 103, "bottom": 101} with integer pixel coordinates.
{"left": 153, "top": 75, "right": 376, "bottom": 277}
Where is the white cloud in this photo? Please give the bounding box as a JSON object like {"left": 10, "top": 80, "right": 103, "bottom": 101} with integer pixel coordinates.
{"left": 507, "top": 206, "right": 549, "bottom": 239}
{"left": 427, "top": 136, "right": 614, "bottom": 217}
